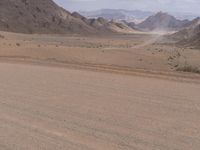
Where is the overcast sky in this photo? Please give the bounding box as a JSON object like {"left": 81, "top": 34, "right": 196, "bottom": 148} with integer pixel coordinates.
{"left": 54, "top": 0, "right": 200, "bottom": 14}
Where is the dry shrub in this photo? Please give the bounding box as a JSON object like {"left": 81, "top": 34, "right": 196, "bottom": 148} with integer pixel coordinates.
{"left": 176, "top": 66, "right": 200, "bottom": 74}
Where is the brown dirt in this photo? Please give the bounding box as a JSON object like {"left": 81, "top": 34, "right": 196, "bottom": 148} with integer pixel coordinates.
{"left": 0, "top": 31, "right": 200, "bottom": 150}
{"left": 0, "top": 62, "right": 200, "bottom": 150}
{"left": 0, "top": 31, "right": 200, "bottom": 72}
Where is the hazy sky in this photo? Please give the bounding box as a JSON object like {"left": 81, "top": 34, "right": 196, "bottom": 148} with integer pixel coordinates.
{"left": 54, "top": 0, "right": 200, "bottom": 14}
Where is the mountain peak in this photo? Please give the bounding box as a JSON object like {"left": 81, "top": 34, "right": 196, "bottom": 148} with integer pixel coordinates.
{"left": 137, "top": 11, "right": 189, "bottom": 31}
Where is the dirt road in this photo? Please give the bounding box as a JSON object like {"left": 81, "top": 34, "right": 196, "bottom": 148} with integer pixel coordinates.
{"left": 0, "top": 62, "right": 200, "bottom": 150}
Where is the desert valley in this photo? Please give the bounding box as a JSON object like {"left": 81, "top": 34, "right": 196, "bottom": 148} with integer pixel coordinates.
{"left": 0, "top": 0, "right": 200, "bottom": 150}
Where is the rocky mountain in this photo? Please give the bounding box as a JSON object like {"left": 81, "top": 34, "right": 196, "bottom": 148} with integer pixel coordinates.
{"left": 171, "top": 24, "right": 200, "bottom": 48}
{"left": 72, "top": 12, "right": 135, "bottom": 34}
{"left": 120, "top": 20, "right": 137, "bottom": 30}
{"left": 170, "top": 17, "right": 200, "bottom": 39}
{"left": 0, "top": 0, "right": 98, "bottom": 34}
{"left": 0, "top": 0, "right": 136, "bottom": 34}
{"left": 80, "top": 9, "right": 153, "bottom": 23}
{"left": 184, "top": 17, "right": 200, "bottom": 29}
{"left": 102, "top": 20, "right": 136, "bottom": 33}
{"left": 137, "top": 12, "right": 190, "bottom": 31}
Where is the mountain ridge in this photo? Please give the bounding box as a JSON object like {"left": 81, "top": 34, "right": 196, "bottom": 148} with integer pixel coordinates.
{"left": 0, "top": 0, "right": 135, "bottom": 34}
{"left": 0, "top": 0, "right": 98, "bottom": 34}
{"left": 80, "top": 9, "right": 154, "bottom": 23}
{"left": 137, "top": 12, "right": 190, "bottom": 31}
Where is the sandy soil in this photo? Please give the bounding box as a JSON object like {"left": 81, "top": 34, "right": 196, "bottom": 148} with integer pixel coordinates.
{"left": 0, "top": 31, "right": 200, "bottom": 149}
{"left": 1, "top": 31, "right": 200, "bottom": 72}
{"left": 0, "top": 62, "right": 199, "bottom": 150}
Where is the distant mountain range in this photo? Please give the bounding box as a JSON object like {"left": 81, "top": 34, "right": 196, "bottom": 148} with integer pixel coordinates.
{"left": 71, "top": 12, "right": 135, "bottom": 34}
{"left": 80, "top": 9, "right": 154, "bottom": 23}
{"left": 0, "top": 0, "right": 135, "bottom": 34}
{"left": 80, "top": 9, "right": 199, "bottom": 23}
{"left": 0, "top": 1, "right": 200, "bottom": 35}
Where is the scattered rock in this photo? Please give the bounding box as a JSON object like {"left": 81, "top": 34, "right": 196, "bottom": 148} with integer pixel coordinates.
{"left": 16, "top": 43, "right": 20, "bottom": 46}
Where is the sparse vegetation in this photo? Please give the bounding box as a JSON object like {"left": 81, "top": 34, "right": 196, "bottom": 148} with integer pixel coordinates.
{"left": 168, "top": 56, "right": 173, "bottom": 61}
{"left": 176, "top": 66, "right": 200, "bottom": 74}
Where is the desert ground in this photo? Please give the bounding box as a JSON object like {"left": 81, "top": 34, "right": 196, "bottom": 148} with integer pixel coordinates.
{"left": 0, "top": 31, "right": 200, "bottom": 150}
{"left": 0, "top": 31, "right": 200, "bottom": 72}
{"left": 0, "top": 62, "right": 200, "bottom": 150}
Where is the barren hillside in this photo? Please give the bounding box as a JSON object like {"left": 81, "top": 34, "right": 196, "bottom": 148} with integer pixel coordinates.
{"left": 170, "top": 24, "right": 200, "bottom": 48}
{"left": 0, "top": 0, "right": 137, "bottom": 34}
{"left": 0, "top": 0, "right": 96, "bottom": 34}
{"left": 72, "top": 12, "right": 136, "bottom": 34}
{"left": 137, "top": 12, "right": 189, "bottom": 31}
